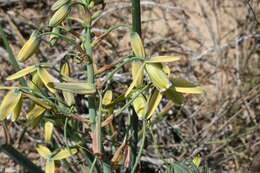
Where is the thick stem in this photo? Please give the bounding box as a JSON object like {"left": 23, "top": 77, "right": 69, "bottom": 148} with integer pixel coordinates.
{"left": 131, "top": 0, "right": 142, "bottom": 36}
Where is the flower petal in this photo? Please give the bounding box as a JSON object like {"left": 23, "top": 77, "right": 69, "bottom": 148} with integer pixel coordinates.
{"left": 6, "top": 65, "right": 37, "bottom": 80}
{"left": 52, "top": 148, "right": 77, "bottom": 160}
{"left": 146, "top": 56, "right": 181, "bottom": 63}
{"left": 130, "top": 32, "right": 145, "bottom": 58}
{"left": 44, "top": 121, "right": 54, "bottom": 142}
{"left": 36, "top": 145, "right": 51, "bottom": 159}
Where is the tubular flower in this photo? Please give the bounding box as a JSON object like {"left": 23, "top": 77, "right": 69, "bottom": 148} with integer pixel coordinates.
{"left": 49, "top": 4, "right": 71, "bottom": 27}
{"left": 17, "top": 31, "right": 40, "bottom": 62}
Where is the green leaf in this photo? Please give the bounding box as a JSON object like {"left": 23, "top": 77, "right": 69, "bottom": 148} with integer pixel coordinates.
{"left": 48, "top": 82, "right": 96, "bottom": 94}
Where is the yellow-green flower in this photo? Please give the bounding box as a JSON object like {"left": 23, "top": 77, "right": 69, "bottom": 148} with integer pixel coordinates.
{"left": 49, "top": 4, "right": 71, "bottom": 27}
{"left": 17, "top": 31, "right": 40, "bottom": 62}
{"left": 36, "top": 145, "right": 77, "bottom": 173}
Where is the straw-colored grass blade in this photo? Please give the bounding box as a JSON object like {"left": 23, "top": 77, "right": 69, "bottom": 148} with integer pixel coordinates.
{"left": 6, "top": 65, "right": 37, "bottom": 80}
{"left": 130, "top": 32, "right": 145, "bottom": 58}
{"left": 0, "top": 90, "right": 22, "bottom": 120}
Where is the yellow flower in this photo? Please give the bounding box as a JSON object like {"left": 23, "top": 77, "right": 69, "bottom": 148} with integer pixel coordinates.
{"left": 17, "top": 31, "right": 40, "bottom": 62}
{"left": 36, "top": 145, "right": 77, "bottom": 173}
{"left": 49, "top": 4, "right": 71, "bottom": 27}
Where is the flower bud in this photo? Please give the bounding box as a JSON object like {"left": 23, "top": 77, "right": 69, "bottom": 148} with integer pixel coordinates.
{"left": 51, "top": 0, "right": 70, "bottom": 11}
{"left": 17, "top": 31, "right": 40, "bottom": 62}
{"left": 132, "top": 92, "right": 146, "bottom": 120}
{"left": 49, "top": 4, "right": 71, "bottom": 27}
{"left": 145, "top": 63, "right": 172, "bottom": 92}
{"left": 131, "top": 61, "right": 143, "bottom": 88}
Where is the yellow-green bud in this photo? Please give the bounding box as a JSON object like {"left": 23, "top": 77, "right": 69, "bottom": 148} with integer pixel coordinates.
{"left": 51, "top": 0, "right": 70, "bottom": 11}
{"left": 132, "top": 92, "right": 147, "bottom": 120}
{"left": 49, "top": 4, "right": 71, "bottom": 27}
{"left": 145, "top": 63, "right": 172, "bottom": 92}
{"left": 17, "top": 31, "right": 40, "bottom": 62}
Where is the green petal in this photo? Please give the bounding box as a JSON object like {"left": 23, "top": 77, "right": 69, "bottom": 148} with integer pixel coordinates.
{"left": 37, "top": 68, "right": 57, "bottom": 93}
{"left": 45, "top": 159, "right": 55, "bottom": 173}
{"left": 125, "top": 63, "right": 145, "bottom": 97}
{"left": 130, "top": 32, "right": 145, "bottom": 58}
{"left": 0, "top": 90, "right": 22, "bottom": 120}
{"left": 6, "top": 65, "right": 37, "bottom": 80}
{"left": 44, "top": 121, "right": 54, "bottom": 142}
{"left": 145, "top": 88, "right": 163, "bottom": 120}
{"left": 36, "top": 145, "right": 51, "bottom": 159}
{"left": 164, "top": 87, "right": 184, "bottom": 105}
{"left": 52, "top": 148, "right": 77, "bottom": 160}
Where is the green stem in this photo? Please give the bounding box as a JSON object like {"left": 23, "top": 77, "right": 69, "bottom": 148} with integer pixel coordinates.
{"left": 131, "top": 0, "right": 142, "bottom": 36}
{"left": 83, "top": 26, "right": 111, "bottom": 173}
{"left": 0, "top": 25, "right": 27, "bottom": 86}
{"left": 131, "top": 121, "right": 146, "bottom": 173}
{"left": 130, "top": 0, "right": 142, "bottom": 170}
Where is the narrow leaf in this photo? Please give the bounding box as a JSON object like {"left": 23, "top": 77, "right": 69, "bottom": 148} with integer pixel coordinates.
{"left": 52, "top": 148, "right": 77, "bottom": 160}
{"left": 130, "top": 32, "right": 145, "bottom": 58}
{"left": 173, "top": 78, "right": 197, "bottom": 87}
{"left": 48, "top": 82, "right": 96, "bottom": 94}
{"left": 36, "top": 145, "right": 51, "bottom": 159}
{"left": 146, "top": 56, "right": 181, "bottom": 63}
{"left": 6, "top": 65, "right": 37, "bottom": 80}
{"left": 0, "top": 86, "right": 18, "bottom": 90}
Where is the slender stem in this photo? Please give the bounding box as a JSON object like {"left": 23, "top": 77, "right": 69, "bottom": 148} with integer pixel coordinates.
{"left": 0, "top": 25, "right": 27, "bottom": 86}
{"left": 83, "top": 25, "right": 111, "bottom": 173}
{"left": 131, "top": 0, "right": 142, "bottom": 35}
{"left": 130, "top": 0, "right": 142, "bottom": 170}
{"left": 131, "top": 121, "right": 146, "bottom": 173}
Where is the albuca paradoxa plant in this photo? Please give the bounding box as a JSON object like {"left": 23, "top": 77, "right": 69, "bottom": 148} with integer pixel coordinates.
{"left": 0, "top": 0, "right": 203, "bottom": 172}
